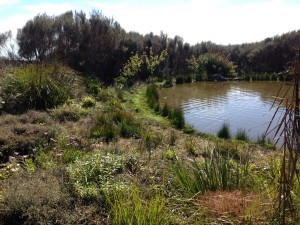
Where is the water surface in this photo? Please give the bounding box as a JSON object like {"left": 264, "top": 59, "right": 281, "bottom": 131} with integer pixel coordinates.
{"left": 159, "top": 81, "right": 290, "bottom": 142}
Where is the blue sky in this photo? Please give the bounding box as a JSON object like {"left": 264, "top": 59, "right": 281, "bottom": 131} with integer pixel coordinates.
{"left": 1, "top": 0, "right": 300, "bottom": 45}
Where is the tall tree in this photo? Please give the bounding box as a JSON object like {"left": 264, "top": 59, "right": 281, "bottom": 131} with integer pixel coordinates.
{"left": 17, "top": 14, "right": 56, "bottom": 62}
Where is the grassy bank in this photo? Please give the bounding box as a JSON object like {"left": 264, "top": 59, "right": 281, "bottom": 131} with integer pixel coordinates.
{"left": 0, "top": 66, "right": 298, "bottom": 224}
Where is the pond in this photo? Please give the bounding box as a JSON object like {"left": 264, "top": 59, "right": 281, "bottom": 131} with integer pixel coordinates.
{"left": 159, "top": 81, "right": 290, "bottom": 143}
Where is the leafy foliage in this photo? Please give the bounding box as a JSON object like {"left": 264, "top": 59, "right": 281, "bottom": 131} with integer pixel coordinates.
{"left": 67, "top": 152, "right": 124, "bottom": 200}
{"left": 188, "top": 53, "right": 236, "bottom": 78}
{"left": 17, "top": 14, "right": 56, "bottom": 62}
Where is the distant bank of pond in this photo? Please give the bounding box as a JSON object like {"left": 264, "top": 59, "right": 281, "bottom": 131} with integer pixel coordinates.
{"left": 159, "top": 81, "right": 290, "bottom": 143}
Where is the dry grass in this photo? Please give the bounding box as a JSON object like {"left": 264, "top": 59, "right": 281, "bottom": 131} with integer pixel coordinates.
{"left": 198, "top": 190, "right": 271, "bottom": 224}
{"left": 0, "top": 111, "right": 56, "bottom": 162}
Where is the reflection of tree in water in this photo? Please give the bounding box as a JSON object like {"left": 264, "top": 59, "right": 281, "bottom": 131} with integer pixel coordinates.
{"left": 158, "top": 81, "right": 289, "bottom": 109}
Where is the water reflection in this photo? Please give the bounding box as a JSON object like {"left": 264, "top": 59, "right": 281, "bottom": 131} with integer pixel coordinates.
{"left": 159, "top": 81, "right": 289, "bottom": 143}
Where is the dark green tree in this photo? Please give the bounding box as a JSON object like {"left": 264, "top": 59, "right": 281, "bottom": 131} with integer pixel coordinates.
{"left": 17, "top": 14, "right": 56, "bottom": 62}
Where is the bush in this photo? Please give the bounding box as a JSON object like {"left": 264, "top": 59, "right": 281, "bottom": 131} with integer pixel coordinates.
{"left": 176, "top": 76, "right": 184, "bottom": 84}
{"left": 217, "top": 123, "right": 231, "bottom": 139}
{"left": 81, "top": 96, "right": 96, "bottom": 108}
{"left": 0, "top": 172, "right": 69, "bottom": 224}
{"left": 164, "top": 148, "right": 177, "bottom": 160}
{"left": 184, "top": 75, "right": 192, "bottom": 83}
{"left": 85, "top": 79, "right": 100, "bottom": 96}
{"left": 0, "top": 64, "right": 73, "bottom": 113}
{"left": 164, "top": 78, "right": 173, "bottom": 87}
{"left": 120, "top": 121, "right": 141, "bottom": 138}
{"left": 195, "top": 74, "right": 203, "bottom": 82}
{"left": 91, "top": 104, "right": 141, "bottom": 142}
{"left": 51, "top": 104, "right": 86, "bottom": 122}
{"left": 67, "top": 152, "right": 125, "bottom": 201}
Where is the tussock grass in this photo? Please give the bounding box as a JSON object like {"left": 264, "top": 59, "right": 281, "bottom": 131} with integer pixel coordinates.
{"left": 217, "top": 123, "right": 231, "bottom": 139}
{"left": 0, "top": 64, "right": 75, "bottom": 113}
{"left": 104, "top": 185, "right": 170, "bottom": 225}
{"left": 171, "top": 151, "right": 254, "bottom": 195}
{"left": 236, "top": 128, "right": 249, "bottom": 141}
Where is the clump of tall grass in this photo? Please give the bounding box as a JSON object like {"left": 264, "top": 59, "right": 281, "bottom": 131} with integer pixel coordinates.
{"left": 171, "top": 151, "right": 254, "bottom": 195}
{"left": 84, "top": 78, "right": 100, "bottom": 96}
{"left": 170, "top": 108, "right": 185, "bottom": 129}
{"left": 91, "top": 103, "right": 141, "bottom": 142}
{"left": 161, "top": 102, "right": 170, "bottom": 117}
{"left": 185, "top": 137, "right": 198, "bottom": 156}
{"left": 139, "top": 130, "right": 163, "bottom": 160}
{"left": 51, "top": 103, "right": 88, "bottom": 122}
{"left": 104, "top": 185, "right": 170, "bottom": 225}
{"left": 146, "top": 84, "right": 159, "bottom": 110}
{"left": 236, "top": 128, "right": 249, "bottom": 141}
{"left": 217, "top": 123, "right": 231, "bottom": 139}
{"left": 0, "top": 64, "right": 74, "bottom": 113}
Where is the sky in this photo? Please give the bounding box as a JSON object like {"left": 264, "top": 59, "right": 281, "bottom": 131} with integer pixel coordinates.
{"left": 0, "top": 0, "right": 300, "bottom": 45}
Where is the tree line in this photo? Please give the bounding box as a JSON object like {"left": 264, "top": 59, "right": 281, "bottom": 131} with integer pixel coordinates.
{"left": 1, "top": 10, "right": 300, "bottom": 84}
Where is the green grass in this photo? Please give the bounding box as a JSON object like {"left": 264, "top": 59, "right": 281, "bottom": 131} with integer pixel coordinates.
{"left": 0, "top": 64, "right": 73, "bottom": 113}
{"left": 171, "top": 152, "right": 255, "bottom": 195}
{"left": 125, "top": 87, "right": 170, "bottom": 126}
{"left": 104, "top": 185, "right": 171, "bottom": 225}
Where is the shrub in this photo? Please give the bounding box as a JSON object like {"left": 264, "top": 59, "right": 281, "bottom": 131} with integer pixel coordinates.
{"left": 81, "top": 96, "right": 96, "bottom": 108}
{"left": 217, "top": 123, "right": 231, "bottom": 139}
{"left": 0, "top": 172, "right": 69, "bottom": 224}
{"left": 195, "top": 74, "right": 203, "bottom": 82}
{"left": 164, "top": 148, "right": 177, "bottom": 160}
{"left": 176, "top": 76, "right": 184, "bottom": 84}
{"left": 91, "top": 121, "right": 118, "bottom": 142}
{"left": 184, "top": 75, "right": 192, "bottom": 83}
{"left": 67, "top": 152, "right": 124, "bottom": 201}
{"left": 163, "top": 78, "right": 173, "bottom": 87}
{"left": 85, "top": 79, "right": 100, "bottom": 96}
{"left": 91, "top": 106, "right": 141, "bottom": 142}
{"left": 51, "top": 104, "right": 85, "bottom": 122}
{"left": 0, "top": 64, "right": 73, "bottom": 113}
{"left": 120, "top": 121, "right": 141, "bottom": 138}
